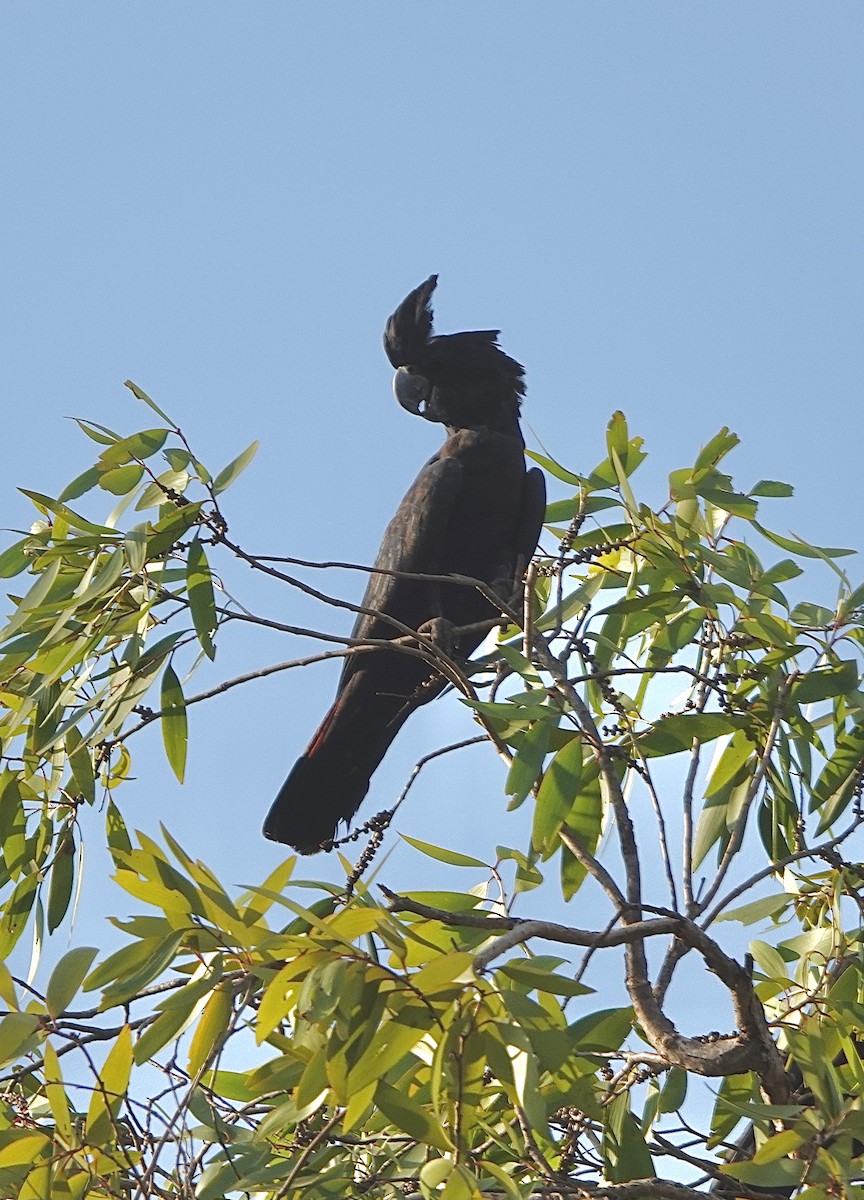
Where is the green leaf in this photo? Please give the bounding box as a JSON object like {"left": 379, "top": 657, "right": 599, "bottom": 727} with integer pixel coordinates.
{"left": 124, "top": 380, "right": 176, "bottom": 425}
{"left": 537, "top": 741, "right": 605, "bottom": 899}
{"left": 98, "top": 428, "right": 169, "bottom": 467}
{"left": 0, "top": 874, "right": 39, "bottom": 959}
{"left": 479, "top": 1159, "right": 524, "bottom": 1200}
{"left": 658, "top": 1067, "right": 687, "bottom": 1114}
{"left": 505, "top": 716, "right": 552, "bottom": 807}
{"left": 124, "top": 523, "right": 148, "bottom": 572}
{"left": 345, "top": 1010, "right": 433, "bottom": 1094}
{"left": 57, "top": 465, "right": 102, "bottom": 502}
{"left": 85, "top": 1023, "right": 133, "bottom": 1144}
{"left": 45, "top": 946, "right": 99, "bottom": 1018}
{"left": 186, "top": 539, "right": 217, "bottom": 660}
{"left": 0, "top": 538, "right": 30, "bottom": 579}
{"left": 43, "top": 1040, "right": 73, "bottom": 1144}
{"left": 698, "top": 485, "right": 758, "bottom": 519}
{"left": 0, "top": 773, "right": 27, "bottom": 878}
{"left": 709, "top": 1072, "right": 759, "bottom": 1144}
{"left": 0, "top": 557, "right": 61, "bottom": 643}
{"left": 749, "top": 939, "right": 789, "bottom": 981}
{"left": 720, "top": 1159, "right": 805, "bottom": 1188}
{"left": 603, "top": 1091, "right": 655, "bottom": 1182}
{"left": 753, "top": 521, "right": 854, "bottom": 560}
{"left": 510, "top": 1041, "right": 548, "bottom": 1135}
{"left": 46, "top": 825, "right": 76, "bottom": 933}
{"left": 638, "top": 713, "right": 747, "bottom": 758}
{"left": 750, "top": 479, "right": 794, "bottom": 498}
{"left": 695, "top": 428, "right": 740, "bottom": 470}
{"left": 212, "top": 439, "right": 259, "bottom": 495}
{"left": 0, "top": 1012, "right": 40, "bottom": 1067}
{"left": 399, "top": 834, "right": 487, "bottom": 868}
{"left": 525, "top": 450, "right": 583, "bottom": 487}
{"left": 98, "top": 462, "right": 145, "bottom": 494}
{"left": 412, "top": 951, "right": 474, "bottom": 995}
{"left": 792, "top": 659, "right": 858, "bottom": 704}
{"left": 160, "top": 663, "right": 188, "bottom": 784}
{"left": 790, "top": 601, "right": 835, "bottom": 626}
{"left": 545, "top": 497, "right": 585, "bottom": 523}
{"left": 135, "top": 469, "right": 191, "bottom": 510}
{"left": 0, "top": 1133, "right": 51, "bottom": 1168}
{"left": 420, "top": 1159, "right": 455, "bottom": 1193}
{"left": 715, "top": 893, "right": 791, "bottom": 925}
{"left": 533, "top": 736, "right": 584, "bottom": 855}
{"left": 133, "top": 977, "right": 209, "bottom": 1065}
{"left": 536, "top": 571, "right": 606, "bottom": 631}
{"left": 569, "top": 1006, "right": 633, "bottom": 1052}
{"left": 375, "top": 1080, "right": 450, "bottom": 1150}
{"left": 187, "top": 983, "right": 233, "bottom": 1075}
{"left": 811, "top": 722, "right": 864, "bottom": 833}
{"left": 704, "top": 729, "right": 756, "bottom": 799}
{"left": 87, "top": 929, "right": 188, "bottom": 1004}
{"left": 497, "top": 958, "right": 592, "bottom": 997}
{"left": 105, "top": 799, "right": 132, "bottom": 862}
{"left": 73, "top": 417, "right": 121, "bottom": 446}
{"left": 17, "top": 489, "right": 116, "bottom": 536}
{"left": 67, "top": 727, "right": 95, "bottom": 806}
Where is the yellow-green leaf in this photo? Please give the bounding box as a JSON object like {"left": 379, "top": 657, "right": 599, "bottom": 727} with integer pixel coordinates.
{"left": 400, "top": 833, "right": 486, "bottom": 868}
{"left": 212, "top": 440, "right": 259, "bottom": 496}
{"left": 375, "top": 1080, "right": 450, "bottom": 1149}
{"left": 187, "top": 983, "right": 233, "bottom": 1076}
{"left": 0, "top": 1012, "right": 40, "bottom": 1067}
{"left": 43, "top": 1040, "right": 74, "bottom": 1144}
{"left": 46, "top": 946, "right": 98, "bottom": 1018}
{"left": 0, "top": 1133, "right": 51, "bottom": 1167}
{"left": 85, "top": 1023, "right": 133, "bottom": 1144}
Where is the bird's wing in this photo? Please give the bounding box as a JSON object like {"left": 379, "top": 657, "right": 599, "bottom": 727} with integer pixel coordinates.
{"left": 515, "top": 467, "right": 547, "bottom": 576}
{"left": 341, "top": 453, "right": 464, "bottom": 678}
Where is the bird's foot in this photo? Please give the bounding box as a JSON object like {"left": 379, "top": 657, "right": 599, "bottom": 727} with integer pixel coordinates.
{"left": 490, "top": 574, "right": 523, "bottom": 613}
{"left": 416, "top": 616, "right": 455, "bottom": 659}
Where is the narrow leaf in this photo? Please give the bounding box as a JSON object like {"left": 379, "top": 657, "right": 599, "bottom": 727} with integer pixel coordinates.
{"left": 187, "top": 983, "right": 233, "bottom": 1076}
{"left": 506, "top": 717, "right": 552, "bottom": 808}
{"left": 525, "top": 450, "right": 583, "bottom": 487}
{"left": 85, "top": 1024, "right": 133, "bottom": 1144}
{"left": 45, "top": 946, "right": 99, "bottom": 1018}
{"left": 0, "top": 538, "right": 30, "bottom": 578}
{"left": 124, "top": 379, "right": 176, "bottom": 424}
{"left": 46, "top": 826, "right": 76, "bottom": 933}
{"left": 399, "top": 834, "right": 486, "bottom": 868}
{"left": 750, "top": 480, "right": 794, "bottom": 498}
{"left": 160, "top": 663, "right": 188, "bottom": 783}
{"left": 186, "top": 540, "right": 217, "bottom": 660}
{"left": 375, "top": 1080, "right": 450, "bottom": 1149}
{"left": 212, "top": 440, "right": 259, "bottom": 495}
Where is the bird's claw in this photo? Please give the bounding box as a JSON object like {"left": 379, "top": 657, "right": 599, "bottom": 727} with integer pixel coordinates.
{"left": 416, "top": 616, "right": 455, "bottom": 658}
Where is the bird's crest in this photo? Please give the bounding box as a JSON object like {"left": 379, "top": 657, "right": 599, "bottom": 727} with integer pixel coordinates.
{"left": 383, "top": 274, "right": 438, "bottom": 368}
{"left": 383, "top": 276, "right": 525, "bottom": 407}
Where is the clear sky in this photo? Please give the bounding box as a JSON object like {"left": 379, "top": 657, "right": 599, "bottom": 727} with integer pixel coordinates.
{"left": 0, "top": 5, "right": 862, "bottom": 943}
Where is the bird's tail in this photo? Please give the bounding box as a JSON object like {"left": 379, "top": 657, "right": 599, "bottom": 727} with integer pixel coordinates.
{"left": 263, "top": 683, "right": 415, "bottom": 854}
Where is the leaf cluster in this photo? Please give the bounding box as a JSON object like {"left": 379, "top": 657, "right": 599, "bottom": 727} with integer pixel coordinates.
{"left": 0, "top": 398, "right": 862, "bottom": 1197}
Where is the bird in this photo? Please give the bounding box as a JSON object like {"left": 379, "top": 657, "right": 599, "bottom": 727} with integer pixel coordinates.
{"left": 263, "top": 275, "right": 546, "bottom": 853}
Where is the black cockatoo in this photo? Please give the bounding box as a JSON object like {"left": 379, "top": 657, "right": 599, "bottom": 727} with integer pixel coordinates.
{"left": 263, "top": 276, "right": 546, "bottom": 853}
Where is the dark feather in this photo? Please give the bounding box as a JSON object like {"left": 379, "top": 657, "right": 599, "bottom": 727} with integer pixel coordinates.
{"left": 264, "top": 278, "right": 546, "bottom": 853}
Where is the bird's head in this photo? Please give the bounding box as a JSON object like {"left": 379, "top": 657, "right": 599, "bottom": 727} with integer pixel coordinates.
{"left": 383, "top": 275, "right": 525, "bottom": 435}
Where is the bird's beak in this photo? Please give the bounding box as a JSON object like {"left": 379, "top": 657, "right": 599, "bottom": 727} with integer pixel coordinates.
{"left": 393, "top": 366, "right": 432, "bottom": 417}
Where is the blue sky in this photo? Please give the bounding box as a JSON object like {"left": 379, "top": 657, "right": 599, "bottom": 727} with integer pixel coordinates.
{"left": 1, "top": 5, "right": 862, "bottom": 939}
